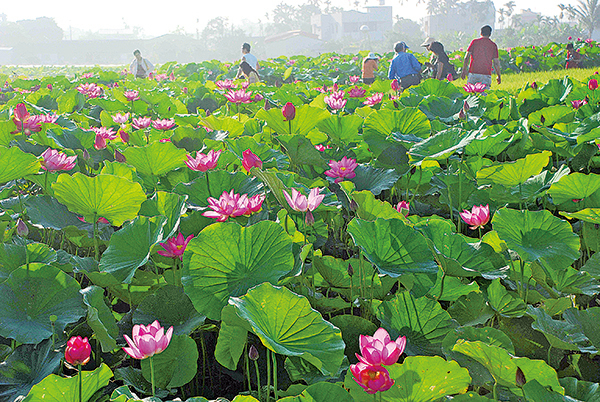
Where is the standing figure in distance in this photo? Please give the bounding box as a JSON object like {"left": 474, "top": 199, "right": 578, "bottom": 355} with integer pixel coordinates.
{"left": 388, "top": 42, "right": 422, "bottom": 91}
{"left": 566, "top": 43, "right": 583, "bottom": 69}
{"left": 362, "top": 52, "right": 379, "bottom": 85}
{"left": 461, "top": 25, "right": 501, "bottom": 89}
{"left": 130, "top": 50, "right": 154, "bottom": 79}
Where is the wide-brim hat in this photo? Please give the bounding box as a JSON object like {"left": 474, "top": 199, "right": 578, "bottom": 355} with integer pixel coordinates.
{"left": 421, "top": 37, "right": 435, "bottom": 47}
{"left": 367, "top": 52, "right": 379, "bottom": 59}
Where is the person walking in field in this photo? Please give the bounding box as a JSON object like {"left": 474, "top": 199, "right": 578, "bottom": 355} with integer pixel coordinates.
{"left": 130, "top": 50, "right": 154, "bottom": 79}
{"left": 461, "top": 25, "right": 501, "bottom": 89}
{"left": 388, "top": 42, "right": 421, "bottom": 91}
{"left": 362, "top": 53, "right": 379, "bottom": 85}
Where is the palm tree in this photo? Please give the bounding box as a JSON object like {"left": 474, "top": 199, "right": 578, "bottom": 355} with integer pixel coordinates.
{"left": 559, "top": 0, "right": 600, "bottom": 38}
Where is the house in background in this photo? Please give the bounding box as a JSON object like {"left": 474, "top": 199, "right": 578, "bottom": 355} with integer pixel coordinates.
{"left": 422, "top": 1, "right": 495, "bottom": 38}
{"left": 311, "top": 6, "right": 393, "bottom": 42}
{"left": 264, "top": 30, "right": 323, "bottom": 58}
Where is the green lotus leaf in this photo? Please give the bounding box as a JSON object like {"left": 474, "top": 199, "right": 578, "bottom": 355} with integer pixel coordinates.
{"left": 350, "top": 190, "right": 404, "bottom": 221}
{"left": 548, "top": 173, "right": 600, "bottom": 205}
{"left": 447, "top": 292, "right": 495, "bottom": 327}
{"left": 477, "top": 151, "right": 551, "bottom": 187}
{"left": 227, "top": 283, "right": 345, "bottom": 376}
{"left": 527, "top": 306, "right": 596, "bottom": 353}
{"left": 363, "top": 108, "right": 431, "bottom": 151}
{"left": 99, "top": 216, "right": 166, "bottom": 284}
{"left": 0, "top": 242, "right": 58, "bottom": 280}
{"left": 563, "top": 307, "right": 600, "bottom": 351}
{"left": 214, "top": 305, "right": 249, "bottom": 371}
{"left": 139, "top": 191, "right": 187, "bottom": 239}
{"left": 23, "top": 364, "right": 112, "bottom": 402}
{"left": 464, "top": 128, "right": 513, "bottom": 157}
{"left": 256, "top": 104, "right": 330, "bottom": 136}
{"left": 529, "top": 105, "right": 575, "bottom": 127}
{"left": 349, "top": 165, "right": 401, "bottom": 196}
{"left": 0, "top": 340, "right": 62, "bottom": 402}
{"left": 316, "top": 114, "right": 363, "bottom": 144}
{"left": 25, "top": 195, "right": 88, "bottom": 231}
{"left": 140, "top": 334, "right": 198, "bottom": 389}
{"left": 561, "top": 208, "right": 600, "bottom": 223}
{"left": 182, "top": 221, "right": 294, "bottom": 320}
{"left": 123, "top": 141, "right": 187, "bottom": 177}
{"left": 487, "top": 279, "right": 526, "bottom": 318}
{"left": 0, "top": 264, "right": 85, "bottom": 344}
{"left": 0, "top": 145, "right": 41, "bottom": 184}
{"left": 81, "top": 285, "right": 119, "bottom": 353}
{"left": 410, "top": 78, "right": 463, "bottom": 98}
{"left": 52, "top": 173, "right": 147, "bottom": 226}
{"left": 377, "top": 291, "right": 457, "bottom": 355}
{"left": 174, "top": 170, "right": 263, "bottom": 207}
{"left": 418, "top": 95, "right": 464, "bottom": 120}
{"left": 279, "top": 382, "right": 354, "bottom": 402}
{"left": 492, "top": 207, "right": 580, "bottom": 269}
{"left": 347, "top": 218, "right": 437, "bottom": 277}
{"left": 227, "top": 135, "right": 289, "bottom": 169}
{"left": 560, "top": 377, "right": 600, "bottom": 402}
{"left": 452, "top": 340, "right": 563, "bottom": 394}
{"left": 277, "top": 134, "right": 328, "bottom": 168}
{"left": 328, "top": 315, "right": 378, "bottom": 362}
{"left": 133, "top": 285, "right": 205, "bottom": 336}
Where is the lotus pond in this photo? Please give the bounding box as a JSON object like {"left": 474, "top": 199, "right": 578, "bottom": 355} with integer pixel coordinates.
{"left": 1, "top": 54, "right": 600, "bottom": 402}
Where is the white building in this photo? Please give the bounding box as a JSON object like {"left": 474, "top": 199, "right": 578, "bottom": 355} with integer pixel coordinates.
{"left": 264, "top": 30, "right": 324, "bottom": 58}
{"left": 311, "top": 6, "right": 393, "bottom": 42}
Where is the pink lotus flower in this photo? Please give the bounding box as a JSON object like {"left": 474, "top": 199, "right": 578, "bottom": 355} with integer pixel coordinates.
{"left": 589, "top": 79, "right": 598, "bottom": 90}
{"left": 245, "top": 193, "right": 265, "bottom": 215}
{"left": 324, "top": 91, "right": 347, "bottom": 110}
{"left": 254, "top": 93, "right": 264, "bottom": 102}
{"left": 242, "top": 149, "right": 263, "bottom": 172}
{"left": 314, "top": 85, "right": 329, "bottom": 93}
{"left": 112, "top": 112, "right": 130, "bottom": 124}
{"left": 241, "top": 82, "right": 250, "bottom": 90}
{"left": 81, "top": 72, "right": 94, "bottom": 79}
{"left": 216, "top": 79, "right": 236, "bottom": 90}
{"left": 283, "top": 187, "right": 324, "bottom": 212}
{"left": 396, "top": 201, "right": 409, "bottom": 215}
{"left": 349, "top": 75, "right": 360, "bottom": 84}
{"left": 169, "top": 72, "right": 175, "bottom": 81}
{"left": 348, "top": 87, "right": 366, "bottom": 98}
{"left": 94, "top": 134, "right": 107, "bottom": 150}
{"left": 185, "top": 149, "right": 222, "bottom": 172}
{"left": 159, "top": 138, "right": 172, "bottom": 143}
{"left": 154, "top": 73, "right": 169, "bottom": 82}
{"left": 459, "top": 204, "right": 490, "bottom": 230}
{"left": 572, "top": 99, "right": 587, "bottom": 109}
{"left": 391, "top": 79, "right": 400, "bottom": 91}
{"left": 324, "top": 156, "right": 358, "bottom": 183}
{"left": 132, "top": 116, "right": 152, "bottom": 130}
{"left": 224, "top": 89, "right": 254, "bottom": 104}
{"left": 152, "top": 118, "right": 176, "bottom": 130}
{"left": 65, "top": 336, "right": 91, "bottom": 366}
{"left": 16, "top": 218, "right": 28, "bottom": 237}
{"left": 157, "top": 233, "right": 194, "bottom": 260}
{"left": 350, "top": 362, "right": 394, "bottom": 394}
{"left": 357, "top": 328, "right": 406, "bottom": 366}
{"left": 183, "top": 87, "right": 188, "bottom": 94}
{"left": 124, "top": 90, "right": 140, "bottom": 102}
{"left": 568, "top": 36, "right": 573, "bottom": 40}
{"left": 203, "top": 190, "right": 251, "bottom": 221}
{"left": 363, "top": 92, "right": 384, "bottom": 106}
{"left": 315, "top": 144, "right": 332, "bottom": 152}
{"left": 40, "top": 148, "right": 77, "bottom": 172}
{"left": 77, "top": 83, "right": 103, "bottom": 98}
{"left": 286, "top": 59, "right": 297, "bottom": 66}
{"left": 92, "top": 127, "right": 117, "bottom": 140}
{"left": 123, "top": 320, "right": 173, "bottom": 360}
{"left": 47, "top": 84, "right": 53, "bottom": 90}
{"left": 77, "top": 216, "right": 110, "bottom": 224}
{"left": 463, "top": 83, "right": 486, "bottom": 93}
{"left": 282, "top": 102, "right": 296, "bottom": 121}
{"left": 11, "top": 103, "right": 43, "bottom": 134}
{"left": 446, "top": 73, "right": 454, "bottom": 81}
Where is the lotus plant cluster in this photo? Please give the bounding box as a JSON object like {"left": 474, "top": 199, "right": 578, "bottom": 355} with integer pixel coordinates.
{"left": 351, "top": 328, "right": 406, "bottom": 394}
{"left": 11, "top": 103, "right": 43, "bottom": 135}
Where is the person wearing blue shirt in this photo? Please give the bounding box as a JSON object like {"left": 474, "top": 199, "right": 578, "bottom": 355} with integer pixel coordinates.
{"left": 388, "top": 42, "right": 422, "bottom": 90}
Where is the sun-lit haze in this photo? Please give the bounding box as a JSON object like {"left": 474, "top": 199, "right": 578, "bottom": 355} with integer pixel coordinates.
{"left": 2, "top": 0, "right": 570, "bottom": 39}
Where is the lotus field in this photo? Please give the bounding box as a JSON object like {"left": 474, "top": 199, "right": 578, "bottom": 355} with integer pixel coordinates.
{"left": 3, "top": 50, "right": 600, "bottom": 402}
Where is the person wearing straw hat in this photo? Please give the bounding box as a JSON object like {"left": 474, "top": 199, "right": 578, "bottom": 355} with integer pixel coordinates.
{"left": 388, "top": 41, "right": 421, "bottom": 90}
{"left": 362, "top": 52, "right": 379, "bottom": 85}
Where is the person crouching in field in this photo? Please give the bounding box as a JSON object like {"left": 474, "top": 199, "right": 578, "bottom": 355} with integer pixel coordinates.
{"left": 237, "top": 61, "right": 260, "bottom": 84}
{"left": 388, "top": 42, "right": 421, "bottom": 91}
{"left": 461, "top": 25, "right": 501, "bottom": 90}
{"left": 566, "top": 43, "right": 583, "bottom": 69}
{"left": 362, "top": 53, "right": 379, "bottom": 85}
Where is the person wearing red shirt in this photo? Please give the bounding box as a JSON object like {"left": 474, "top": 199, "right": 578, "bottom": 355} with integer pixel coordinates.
{"left": 461, "top": 25, "right": 501, "bottom": 89}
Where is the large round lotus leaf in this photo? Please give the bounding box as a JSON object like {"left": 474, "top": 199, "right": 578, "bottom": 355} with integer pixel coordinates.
{"left": 477, "top": 151, "right": 551, "bottom": 187}
{"left": 364, "top": 108, "right": 431, "bottom": 142}
{"left": 52, "top": 173, "right": 147, "bottom": 226}
{"left": 99, "top": 216, "right": 167, "bottom": 284}
{"left": 0, "top": 145, "right": 41, "bottom": 184}
{"left": 529, "top": 105, "right": 575, "bottom": 127}
{"left": 134, "top": 285, "right": 205, "bottom": 336}
{"left": 0, "top": 340, "right": 62, "bottom": 402}
{"left": 182, "top": 221, "right": 294, "bottom": 320}
{"left": 140, "top": 334, "right": 198, "bottom": 389}
{"left": 560, "top": 377, "right": 600, "bottom": 402}
{"left": 25, "top": 195, "right": 88, "bottom": 231}
{"left": 123, "top": 139, "right": 186, "bottom": 177}
{"left": 409, "top": 128, "right": 476, "bottom": 164}
{"left": 279, "top": 382, "right": 354, "bottom": 402}
{"left": 316, "top": 114, "right": 363, "bottom": 144}
{"left": 452, "top": 340, "right": 563, "bottom": 394}
{"left": 487, "top": 278, "right": 526, "bottom": 318}
{"left": 0, "top": 264, "right": 85, "bottom": 344}
{"left": 23, "top": 364, "right": 112, "bottom": 402}
{"left": 256, "top": 104, "right": 330, "bottom": 136}
{"left": 329, "top": 315, "right": 378, "bottom": 362}
{"left": 344, "top": 356, "right": 471, "bottom": 402}
{"left": 376, "top": 291, "right": 457, "bottom": 356}
{"left": 548, "top": 173, "right": 600, "bottom": 205}
{"left": 418, "top": 96, "right": 464, "bottom": 120}
{"left": 350, "top": 190, "right": 404, "bottom": 221}
{"left": 139, "top": 191, "right": 187, "bottom": 239}
{"left": 229, "top": 283, "right": 345, "bottom": 376}
{"left": 0, "top": 242, "right": 57, "bottom": 280}
{"left": 410, "top": 78, "right": 463, "bottom": 99}
{"left": 349, "top": 165, "right": 401, "bottom": 196}
{"left": 561, "top": 208, "right": 600, "bottom": 223}
{"left": 347, "top": 218, "right": 437, "bottom": 277}
{"left": 174, "top": 170, "right": 263, "bottom": 207}
{"left": 492, "top": 208, "right": 580, "bottom": 269}
{"left": 527, "top": 306, "right": 596, "bottom": 353}
{"left": 564, "top": 307, "right": 600, "bottom": 350}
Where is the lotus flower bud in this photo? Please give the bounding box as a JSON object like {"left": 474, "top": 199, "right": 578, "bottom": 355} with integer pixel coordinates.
{"left": 119, "top": 129, "right": 129, "bottom": 143}
{"left": 282, "top": 102, "right": 296, "bottom": 121}
{"left": 82, "top": 149, "right": 90, "bottom": 161}
{"left": 16, "top": 218, "right": 28, "bottom": 237}
{"left": 589, "top": 79, "right": 598, "bottom": 90}
{"left": 540, "top": 115, "right": 546, "bottom": 124}
{"left": 463, "top": 100, "right": 470, "bottom": 112}
{"left": 458, "top": 109, "right": 466, "bottom": 120}
{"left": 115, "top": 149, "right": 126, "bottom": 163}
{"left": 499, "top": 101, "right": 504, "bottom": 109}
{"left": 348, "top": 263, "right": 354, "bottom": 277}
{"left": 65, "top": 336, "right": 91, "bottom": 366}
{"left": 516, "top": 367, "right": 526, "bottom": 387}
{"left": 249, "top": 345, "right": 259, "bottom": 361}
{"left": 264, "top": 99, "right": 271, "bottom": 110}
{"left": 305, "top": 210, "right": 315, "bottom": 226}
{"left": 391, "top": 79, "right": 400, "bottom": 91}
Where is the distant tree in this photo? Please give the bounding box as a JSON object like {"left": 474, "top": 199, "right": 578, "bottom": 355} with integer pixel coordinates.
{"left": 0, "top": 17, "right": 63, "bottom": 45}
{"left": 559, "top": 0, "right": 600, "bottom": 38}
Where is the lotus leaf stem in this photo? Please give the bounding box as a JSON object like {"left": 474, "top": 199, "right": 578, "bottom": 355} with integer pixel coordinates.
{"left": 150, "top": 355, "right": 156, "bottom": 397}
{"left": 266, "top": 349, "right": 271, "bottom": 402}
{"left": 272, "top": 351, "right": 278, "bottom": 401}
{"left": 78, "top": 364, "right": 83, "bottom": 402}
{"left": 253, "top": 357, "right": 261, "bottom": 401}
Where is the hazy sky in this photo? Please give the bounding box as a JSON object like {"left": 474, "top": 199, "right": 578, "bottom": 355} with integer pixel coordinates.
{"left": 2, "top": 0, "right": 569, "bottom": 38}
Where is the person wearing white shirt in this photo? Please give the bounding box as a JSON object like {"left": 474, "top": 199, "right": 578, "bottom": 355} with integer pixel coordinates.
{"left": 240, "top": 43, "right": 258, "bottom": 71}
{"left": 130, "top": 50, "right": 154, "bottom": 78}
